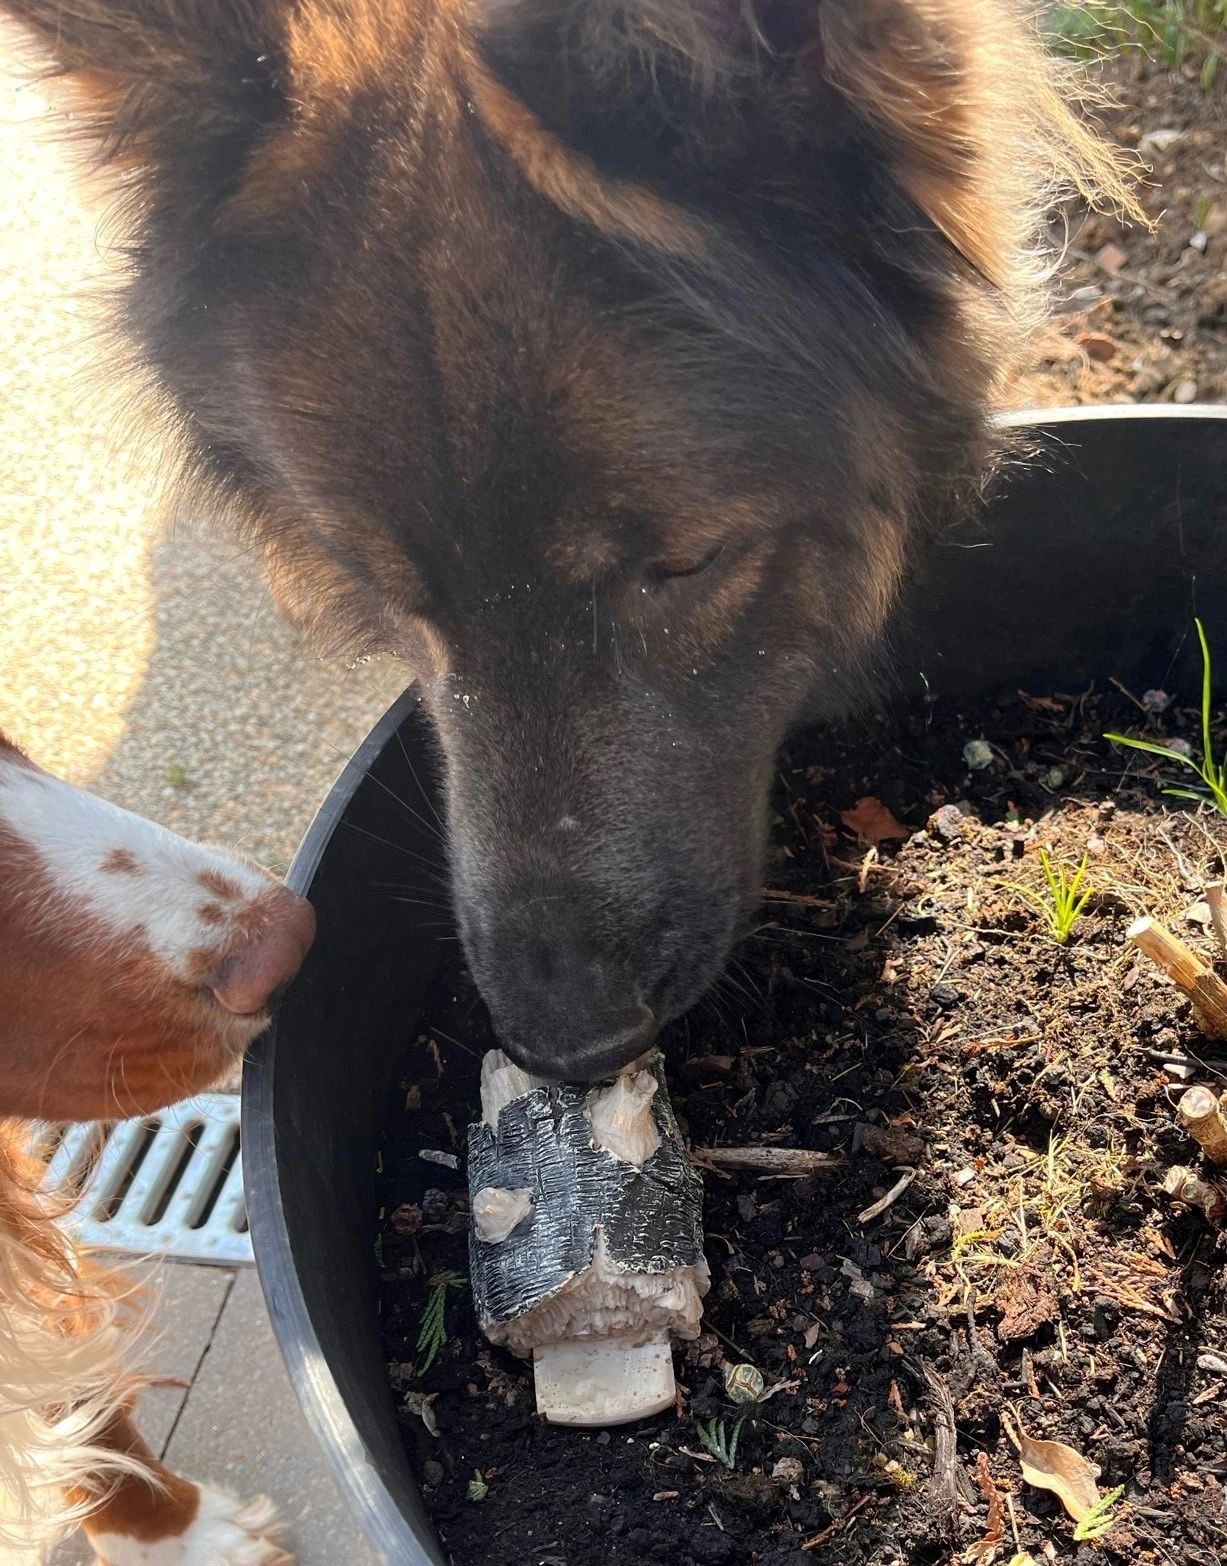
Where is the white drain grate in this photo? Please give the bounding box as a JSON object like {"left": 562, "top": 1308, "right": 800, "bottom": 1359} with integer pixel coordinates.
{"left": 35, "top": 1093, "right": 253, "bottom": 1266}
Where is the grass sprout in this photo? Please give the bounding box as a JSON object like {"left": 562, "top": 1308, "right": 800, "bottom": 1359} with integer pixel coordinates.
{"left": 695, "top": 1415, "right": 746, "bottom": 1471}
{"left": 416, "top": 1270, "right": 465, "bottom": 1376}
{"left": 1106, "top": 619, "right": 1227, "bottom": 816}
{"left": 1001, "top": 851, "right": 1094, "bottom": 945}
{"left": 1073, "top": 1485, "right": 1127, "bottom": 1541}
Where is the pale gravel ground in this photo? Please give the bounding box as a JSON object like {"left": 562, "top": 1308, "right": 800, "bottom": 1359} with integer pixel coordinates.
{"left": 0, "top": 42, "right": 407, "bottom": 872}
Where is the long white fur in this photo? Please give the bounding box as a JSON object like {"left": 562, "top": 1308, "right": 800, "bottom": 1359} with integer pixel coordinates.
{"left": 0, "top": 1160, "right": 151, "bottom": 1558}
{"left": 0, "top": 1186, "right": 293, "bottom": 1563}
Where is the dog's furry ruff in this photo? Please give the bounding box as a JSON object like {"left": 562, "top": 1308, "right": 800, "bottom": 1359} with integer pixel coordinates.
{"left": 0, "top": 1133, "right": 150, "bottom": 1554}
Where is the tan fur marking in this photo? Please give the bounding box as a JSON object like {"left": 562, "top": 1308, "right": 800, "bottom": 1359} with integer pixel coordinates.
{"left": 184, "top": 946, "right": 219, "bottom": 985}
{"left": 198, "top": 870, "right": 242, "bottom": 902}
{"left": 71, "top": 1411, "right": 200, "bottom": 1544}
{"left": 466, "top": 54, "right": 707, "bottom": 257}
{"left": 197, "top": 902, "right": 226, "bottom": 927}
{"left": 689, "top": 537, "right": 771, "bottom": 650}
{"left": 100, "top": 848, "right": 140, "bottom": 876}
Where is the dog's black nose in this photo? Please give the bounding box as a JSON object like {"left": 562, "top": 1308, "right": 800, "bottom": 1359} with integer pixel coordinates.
{"left": 525, "top": 1006, "right": 659, "bottom": 1084}
{"left": 473, "top": 881, "right": 661, "bottom": 1081}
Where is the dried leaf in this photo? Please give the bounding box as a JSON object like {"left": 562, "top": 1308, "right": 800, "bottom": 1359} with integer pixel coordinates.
{"left": 1007, "top": 1555, "right": 1040, "bottom": 1566}
{"left": 840, "top": 796, "right": 909, "bottom": 844}
{"left": 972, "top": 1452, "right": 1004, "bottom": 1555}
{"left": 403, "top": 1389, "right": 440, "bottom": 1438}
{"left": 389, "top": 1202, "right": 423, "bottom": 1236}
{"left": 994, "top": 1266, "right": 1060, "bottom": 1342}
{"left": 1017, "top": 1432, "right": 1102, "bottom": 1522}
{"left": 1074, "top": 330, "right": 1118, "bottom": 363}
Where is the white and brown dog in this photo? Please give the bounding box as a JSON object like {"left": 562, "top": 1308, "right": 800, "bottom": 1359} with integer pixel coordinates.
{"left": 0, "top": 731, "right": 314, "bottom": 1565}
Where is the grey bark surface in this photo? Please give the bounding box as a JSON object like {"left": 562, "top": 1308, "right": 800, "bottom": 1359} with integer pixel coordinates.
{"left": 467, "top": 1057, "right": 705, "bottom": 1332}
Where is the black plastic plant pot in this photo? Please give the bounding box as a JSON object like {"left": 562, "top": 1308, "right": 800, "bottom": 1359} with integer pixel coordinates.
{"left": 243, "top": 407, "right": 1227, "bottom": 1565}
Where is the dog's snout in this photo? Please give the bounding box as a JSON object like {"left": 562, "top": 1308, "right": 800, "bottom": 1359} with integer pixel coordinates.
{"left": 471, "top": 881, "right": 663, "bottom": 1080}
{"left": 523, "top": 1006, "right": 659, "bottom": 1084}
{"left": 209, "top": 890, "right": 316, "bottom": 1017}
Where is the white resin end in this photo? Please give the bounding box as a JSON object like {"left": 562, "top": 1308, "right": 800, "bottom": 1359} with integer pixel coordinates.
{"left": 532, "top": 1336, "right": 675, "bottom": 1427}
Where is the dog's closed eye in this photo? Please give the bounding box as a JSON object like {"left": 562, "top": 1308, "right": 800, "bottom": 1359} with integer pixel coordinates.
{"left": 642, "top": 542, "right": 725, "bottom": 588}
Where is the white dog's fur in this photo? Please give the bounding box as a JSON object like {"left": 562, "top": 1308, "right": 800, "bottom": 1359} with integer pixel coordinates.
{"left": 0, "top": 1137, "right": 293, "bottom": 1566}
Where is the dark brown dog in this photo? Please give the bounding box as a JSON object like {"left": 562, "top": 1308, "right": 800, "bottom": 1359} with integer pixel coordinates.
{"left": 2, "top": 0, "right": 1134, "bottom": 1080}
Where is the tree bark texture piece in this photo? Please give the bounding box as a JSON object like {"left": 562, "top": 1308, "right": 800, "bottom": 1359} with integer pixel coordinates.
{"left": 468, "top": 1050, "right": 709, "bottom": 1426}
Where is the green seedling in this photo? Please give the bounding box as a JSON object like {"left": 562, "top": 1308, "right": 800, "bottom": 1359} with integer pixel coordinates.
{"left": 694, "top": 1415, "right": 747, "bottom": 1471}
{"left": 1106, "top": 619, "right": 1227, "bottom": 816}
{"left": 1001, "top": 850, "right": 1093, "bottom": 945}
{"left": 1073, "top": 1485, "right": 1127, "bottom": 1542}
{"left": 467, "top": 1470, "right": 489, "bottom": 1503}
{"left": 416, "top": 1270, "right": 465, "bottom": 1376}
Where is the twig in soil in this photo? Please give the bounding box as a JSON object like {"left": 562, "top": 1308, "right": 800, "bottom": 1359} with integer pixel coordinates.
{"left": 1004, "top": 1490, "right": 1021, "bottom": 1550}
{"left": 1206, "top": 883, "right": 1227, "bottom": 956}
{"left": 1163, "top": 1165, "right": 1227, "bottom": 1225}
{"left": 760, "top": 888, "right": 838, "bottom": 912}
{"left": 922, "top": 1365, "right": 963, "bottom": 1527}
{"left": 691, "top": 1147, "right": 844, "bottom": 1176}
{"left": 1156, "top": 828, "right": 1199, "bottom": 888}
{"left": 1178, "top": 1084, "right": 1227, "bottom": 1165}
{"left": 1108, "top": 676, "right": 1149, "bottom": 715}
{"left": 705, "top": 1318, "right": 750, "bottom": 1361}
{"left": 800, "top": 1493, "right": 874, "bottom": 1552}
{"left": 961, "top": 1032, "right": 1041, "bottom": 1057}
{"left": 857, "top": 1169, "right": 916, "bottom": 1225}
{"left": 1127, "top": 916, "right": 1227, "bottom": 1038}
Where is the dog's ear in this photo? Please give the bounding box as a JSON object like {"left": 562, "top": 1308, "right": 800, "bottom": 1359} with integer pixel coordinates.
{"left": 816, "top": 0, "right": 1139, "bottom": 287}
{"left": 472, "top": 0, "right": 1137, "bottom": 287}
{"left": 0, "top": 1, "right": 290, "bottom": 185}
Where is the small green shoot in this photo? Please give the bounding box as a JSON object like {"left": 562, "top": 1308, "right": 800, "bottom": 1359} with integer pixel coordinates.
{"left": 1001, "top": 850, "right": 1093, "bottom": 946}
{"left": 1106, "top": 619, "right": 1227, "bottom": 816}
{"left": 467, "top": 1470, "right": 489, "bottom": 1503}
{"left": 416, "top": 1270, "right": 465, "bottom": 1376}
{"left": 1073, "top": 1485, "right": 1127, "bottom": 1542}
{"left": 694, "top": 1415, "right": 746, "bottom": 1471}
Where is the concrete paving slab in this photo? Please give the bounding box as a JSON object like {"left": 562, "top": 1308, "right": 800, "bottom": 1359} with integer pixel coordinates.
{"left": 128, "top": 1262, "right": 236, "bottom": 1459}
{"left": 163, "top": 1271, "right": 378, "bottom": 1566}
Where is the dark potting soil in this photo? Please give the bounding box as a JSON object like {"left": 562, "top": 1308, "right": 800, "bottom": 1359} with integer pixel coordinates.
{"left": 378, "top": 680, "right": 1227, "bottom": 1566}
